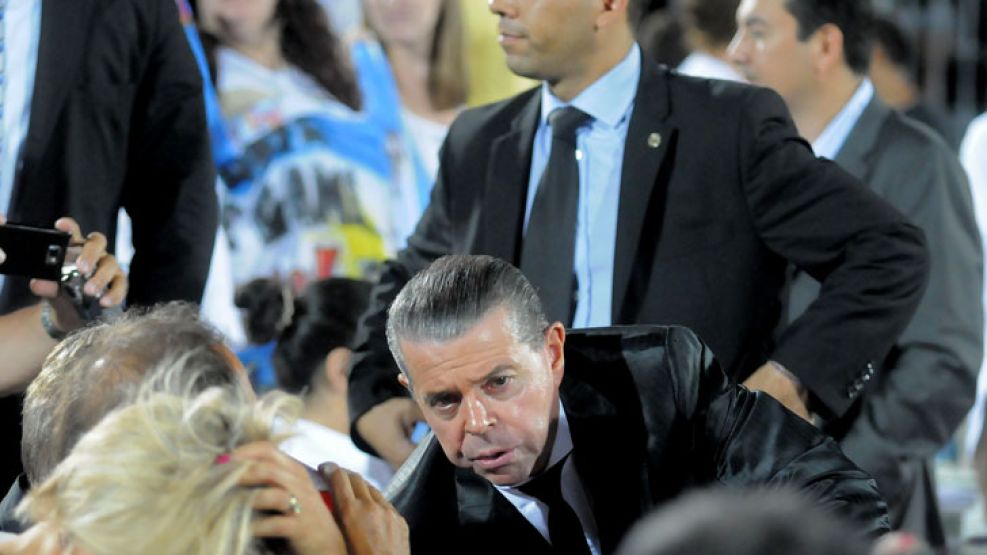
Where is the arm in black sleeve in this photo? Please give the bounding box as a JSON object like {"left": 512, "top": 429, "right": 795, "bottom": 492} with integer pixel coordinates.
{"left": 122, "top": 0, "right": 218, "bottom": 306}
{"left": 737, "top": 86, "right": 929, "bottom": 417}
{"left": 666, "top": 327, "right": 890, "bottom": 536}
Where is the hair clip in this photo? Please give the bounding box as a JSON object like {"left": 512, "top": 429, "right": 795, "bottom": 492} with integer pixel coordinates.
{"left": 215, "top": 453, "right": 232, "bottom": 465}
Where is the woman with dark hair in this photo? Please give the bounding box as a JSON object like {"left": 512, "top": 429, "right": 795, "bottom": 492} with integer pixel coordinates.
{"left": 193, "top": 0, "right": 415, "bottom": 289}
{"left": 238, "top": 277, "right": 394, "bottom": 489}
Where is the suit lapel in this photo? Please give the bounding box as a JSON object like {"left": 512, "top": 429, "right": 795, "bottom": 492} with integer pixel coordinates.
{"left": 834, "top": 97, "right": 891, "bottom": 183}
{"left": 22, "top": 0, "right": 95, "bottom": 178}
{"left": 478, "top": 90, "right": 541, "bottom": 265}
{"left": 562, "top": 372, "right": 650, "bottom": 553}
{"left": 612, "top": 57, "right": 676, "bottom": 323}
{"left": 454, "top": 468, "right": 551, "bottom": 552}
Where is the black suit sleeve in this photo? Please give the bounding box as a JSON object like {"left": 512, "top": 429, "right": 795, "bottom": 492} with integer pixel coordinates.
{"left": 347, "top": 125, "right": 461, "bottom": 453}
{"left": 120, "top": 0, "right": 218, "bottom": 306}
{"left": 737, "top": 87, "right": 929, "bottom": 417}
{"left": 664, "top": 327, "right": 890, "bottom": 536}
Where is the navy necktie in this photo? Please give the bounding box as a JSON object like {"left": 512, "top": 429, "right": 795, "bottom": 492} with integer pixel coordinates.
{"left": 518, "top": 456, "right": 591, "bottom": 555}
{"left": 520, "top": 107, "right": 591, "bottom": 326}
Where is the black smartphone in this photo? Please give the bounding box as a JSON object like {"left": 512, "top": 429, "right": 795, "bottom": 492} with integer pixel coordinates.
{"left": 0, "top": 223, "right": 71, "bottom": 281}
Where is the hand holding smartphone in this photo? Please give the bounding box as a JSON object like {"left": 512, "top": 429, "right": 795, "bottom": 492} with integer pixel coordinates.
{"left": 0, "top": 223, "right": 71, "bottom": 281}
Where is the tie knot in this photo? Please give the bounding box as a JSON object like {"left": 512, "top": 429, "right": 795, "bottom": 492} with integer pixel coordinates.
{"left": 518, "top": 457, "right": 567, "bottom": 504}
{"left": 548, "top": 107, "right": 591, "bottom": 142}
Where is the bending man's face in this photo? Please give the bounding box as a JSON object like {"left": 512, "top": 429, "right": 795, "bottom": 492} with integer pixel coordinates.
{"left": 398, "top": 307, "right": 565, "bottom": 486}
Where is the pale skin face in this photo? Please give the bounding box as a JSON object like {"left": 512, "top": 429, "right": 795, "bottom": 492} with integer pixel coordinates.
{"left": 197, "top": 0, "right": 280, "bottom": 48}
{"left": 363, "top": 0, "right": 445, "bottom": 53}
{"left": 397, "top": 307, "right": 566, "bottom": 486}
{"left": 728, "top": 0, "right": 817, "bottom": 109}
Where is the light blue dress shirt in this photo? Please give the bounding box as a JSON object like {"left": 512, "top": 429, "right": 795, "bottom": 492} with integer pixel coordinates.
{"left": 523, "top": 44, "right": 640, "bottom": 328}
{"left": 812, "top": 79, "right": 874, "bottom": 159}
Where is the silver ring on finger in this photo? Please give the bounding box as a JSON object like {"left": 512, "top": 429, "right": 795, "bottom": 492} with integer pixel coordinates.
{"left": 287, "top": 493, "right": 302, "bottom": 515}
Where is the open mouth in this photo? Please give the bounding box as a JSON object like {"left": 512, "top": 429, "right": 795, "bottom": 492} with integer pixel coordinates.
{"left": 470, "top": 449, "right": 515, "bottom": 470}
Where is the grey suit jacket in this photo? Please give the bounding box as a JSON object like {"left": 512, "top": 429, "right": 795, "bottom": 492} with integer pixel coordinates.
{"left": 787, "top": 96, "right": 983, "bottom": 543}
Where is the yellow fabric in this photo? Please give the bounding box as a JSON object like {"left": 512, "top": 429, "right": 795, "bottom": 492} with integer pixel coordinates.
{"left": 462, "top": 0, "right": 537, "bottom": 107}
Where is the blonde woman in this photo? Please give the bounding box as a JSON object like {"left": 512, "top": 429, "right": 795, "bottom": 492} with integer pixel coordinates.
{"left": 1, "top": 357, "right": 407, "bottom": 555}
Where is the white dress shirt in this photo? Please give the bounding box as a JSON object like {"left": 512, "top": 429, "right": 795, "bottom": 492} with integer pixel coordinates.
{"left": 494, "top": 403, "right": 601, "bottom": 554}
{"left": 0, "top": 0, "right": 41, "bottom": 293}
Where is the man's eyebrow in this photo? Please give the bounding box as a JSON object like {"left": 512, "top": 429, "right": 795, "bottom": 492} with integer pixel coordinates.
{"left": 472, "top": 364, "right": 514, "bottom": 384}
{"left": 744, "top": 15, "right": 768, "bottom": 27}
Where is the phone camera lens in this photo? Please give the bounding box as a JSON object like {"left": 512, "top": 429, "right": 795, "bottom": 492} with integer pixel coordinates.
{"left": 46, "top": 245, "right": 63, "bottom": 266}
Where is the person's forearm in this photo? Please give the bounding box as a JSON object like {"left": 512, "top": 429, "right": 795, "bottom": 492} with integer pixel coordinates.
{"left": 0, "top": 304, "right": 58, "bottom": 395}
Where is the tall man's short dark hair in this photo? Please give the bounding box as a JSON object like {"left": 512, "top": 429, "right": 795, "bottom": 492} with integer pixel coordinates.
{"left": 785, "top": 0, "right": 875, "bottom": 75}
{"left": 385, "top": 255, "right": 549, "bottom": 378}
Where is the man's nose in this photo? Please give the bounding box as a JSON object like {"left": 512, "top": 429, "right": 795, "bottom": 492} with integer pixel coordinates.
{"left": 463, "top": 394, "right": 495, "bottom": 435}
{"left": 727, "top": 33, "right": 747, "bottom": 65}
{"left": 488, "top": 0, "right": 516, "bottom": 18}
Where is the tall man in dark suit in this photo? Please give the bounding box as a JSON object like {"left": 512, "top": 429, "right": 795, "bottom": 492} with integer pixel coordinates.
{"left": 384, "top": 255, "right": 889, "bottom": 554}
{"left": 729, "top": 0, "right": 982, "bottom": 547}
{"left": 0, "top": 0, "right": 217, "bottom": 482}
{"left": 348, "top": 0, "right": 929, "bottom": 468}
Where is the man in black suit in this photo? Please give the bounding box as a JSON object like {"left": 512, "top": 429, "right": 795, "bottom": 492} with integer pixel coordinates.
{"left": 0, "top": 0, "right": 216, "bottom": 482}
{"left": 0, "top": 0, "right": 216, "bottom": 311}
{"left": 384, "top": 255, "right": 888, "bottom": 554}
{"left": 349, "top": 0, "right": 928, "bottom": 468}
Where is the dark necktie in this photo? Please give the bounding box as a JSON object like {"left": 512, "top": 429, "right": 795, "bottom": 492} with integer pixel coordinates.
{"left": 520, "top": 107, "right": 592, "bottom": 326}
{"left": 518, "top": 456, "right": 591, "bottom": 555}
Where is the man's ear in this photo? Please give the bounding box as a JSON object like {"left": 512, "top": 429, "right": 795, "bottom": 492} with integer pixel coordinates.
{"left": 812, "top": 23, "right": 846, "bottom": 75}
{"left": 544, "top": 322, "right": 566, "bottom": 387}
{"left": 398, "top": 372, "right": 412, "bottom": 393}
{"left": 596, "top": 0, "right": 630, "bottom": 30}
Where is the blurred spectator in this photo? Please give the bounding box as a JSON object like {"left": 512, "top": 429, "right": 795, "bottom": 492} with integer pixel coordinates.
{"left": 193, "top": 0, "right": 407, "bottom": 287}
{"left": 0, "top": 217, "right": 127, "bottom": 395}
{"left": 962, "top": 113, "right": 987, "bottom": 501}
{"left": 731, "top": 0, "right": 982, "bottom": 548}
{"left": 363, "top": 0, "right": 468, "bottom": 179}
{"left": 7, "top": 362, "right": 408, "bottom": 555}
{"left": 869, "top": 16, "right": 959, "bottom": 149}
{"left": 675, "top": 0, "right": 744, "bottom": 81}
{"left": 238, "top": 277, "right": 393, "bottom": 488}
{"left": 0, "top": 303, "right": 250, "bottom": 534}
{"left": 637, "top": 8, "right": 689, "bottom": 68}
{"left": 616, "top": 488, "right": 873, "bottom": 555}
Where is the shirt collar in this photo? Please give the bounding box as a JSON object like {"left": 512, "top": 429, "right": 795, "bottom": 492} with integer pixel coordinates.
{"left": 539, "top": 44, "right": 641, "bottom": 130}
{"left": 496, "top": 400, "right": 573, "bottom": 492}
{"left": 812, "top": 78, "right": 874, "bottom": 159}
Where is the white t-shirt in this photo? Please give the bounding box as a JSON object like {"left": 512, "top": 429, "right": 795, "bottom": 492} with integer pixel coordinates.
{"left": 215, "top": 47, "right": 400, "bottom": 286}
{"left": 279, "top": 417, "right": 394, "bottom": 491}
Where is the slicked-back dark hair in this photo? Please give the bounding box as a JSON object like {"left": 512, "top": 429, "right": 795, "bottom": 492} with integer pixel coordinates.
{"left": 785, "top": 0, "right": 875, "bottom": 75}
{"left": 386, "top": 255, "right": 549, "bottom": 377}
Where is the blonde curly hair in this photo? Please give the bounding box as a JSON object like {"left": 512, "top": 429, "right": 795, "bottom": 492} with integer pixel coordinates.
{"left": 18, "top": 352, "right": 302, "bottom": 555}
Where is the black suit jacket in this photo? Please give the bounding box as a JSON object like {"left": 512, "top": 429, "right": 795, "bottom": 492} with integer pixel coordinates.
{"left": 0, "top": 0, "right": 217, "bottom": 312}
{"left": 349, "top": 52, "right": 928, "bottom": 444}
{"left": 387, "top": 327, "right": 889, "bottom": 554}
